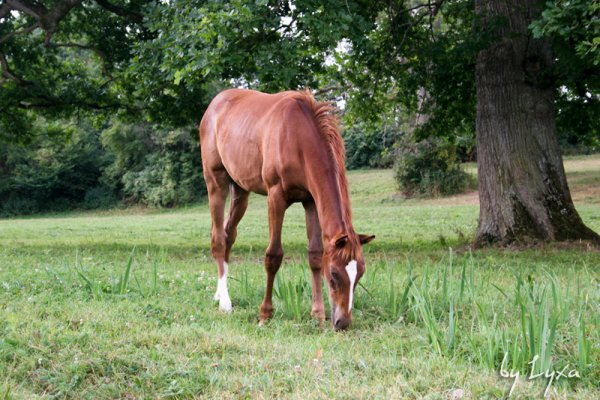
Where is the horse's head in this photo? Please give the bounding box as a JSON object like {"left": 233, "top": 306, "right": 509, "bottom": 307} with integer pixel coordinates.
{"left": 323, "top": 232, "right": 375, "bottom": 330}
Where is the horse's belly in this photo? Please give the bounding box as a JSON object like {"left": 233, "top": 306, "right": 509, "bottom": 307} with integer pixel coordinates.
{"left": 218, "top": 138, "right": 267, "bottom": 195}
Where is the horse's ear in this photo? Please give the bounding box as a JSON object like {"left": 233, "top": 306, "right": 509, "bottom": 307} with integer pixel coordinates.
{"left": 359, "top": 234, "right": 375, "bottom": 245}
{"left": 332, "top": 234, "right": 349, "bottom": 248}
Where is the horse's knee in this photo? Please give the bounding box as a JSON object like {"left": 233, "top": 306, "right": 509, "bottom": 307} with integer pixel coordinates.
{"left": 264, "top": 251, "right": 283, "bottom": 273}
{"left": 211, "top": 231, "right": 226, "bottom": 258}
{"left": 308, "top": 250, "right": 322, "bottom": 271}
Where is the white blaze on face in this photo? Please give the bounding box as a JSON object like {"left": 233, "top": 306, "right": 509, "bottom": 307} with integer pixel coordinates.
{"left": 345, "top": 260, "right": 358, "bottom": 312}
{"left": 214, "top": 262, "right": 232, "bottom": 312}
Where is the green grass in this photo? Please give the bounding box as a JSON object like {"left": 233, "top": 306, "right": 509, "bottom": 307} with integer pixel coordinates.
{"left": 0, "top": 155, "right": 599, "bottom": 399}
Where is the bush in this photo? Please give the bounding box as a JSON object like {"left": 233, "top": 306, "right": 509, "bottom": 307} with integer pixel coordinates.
{"left": 83, "top": 186, "right": 118, "bottom": 210}
{"left": 343, "top": 122, "right": 402, "bottom": 170}
{"left": 0, "top": 121, "right": 108, "bottom": 216}
{"left": 394, "top": 138, "right": 475, "bottom": 197}
{"left": 0, "top": 196, "right": 40, "bottom": 217}
{"left": 101, "top": 123, "right": 205, "bottom": 207}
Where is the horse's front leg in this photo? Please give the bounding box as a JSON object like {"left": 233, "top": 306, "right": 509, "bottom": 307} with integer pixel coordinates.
{"left": 259, "top": 188, "right": 289, "bottom": 325}
{"left": 303, "top": 200, "right": 325, "bottom": 323}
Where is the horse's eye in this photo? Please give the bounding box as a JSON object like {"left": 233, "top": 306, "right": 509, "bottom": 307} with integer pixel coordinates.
{"left": 330, "top": 270, "right": 340, "bottom": 290}
{"left": 330, "top": 270, "right": 341, "bottom": 282}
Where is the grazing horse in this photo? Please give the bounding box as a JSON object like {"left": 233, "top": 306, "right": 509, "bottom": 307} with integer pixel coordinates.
{"left": 199, "top": 89, "right": 374, "bottom": 330}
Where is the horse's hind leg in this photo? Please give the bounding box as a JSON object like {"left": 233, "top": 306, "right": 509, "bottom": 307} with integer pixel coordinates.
{"left": 303, "top": 200, "right": 325, "bottom": 323}
{"left": 224, "top": 183, "right": 249, "bottom": 263}
{"left": 205, "top": 169, "right": 233, "bottom": 312}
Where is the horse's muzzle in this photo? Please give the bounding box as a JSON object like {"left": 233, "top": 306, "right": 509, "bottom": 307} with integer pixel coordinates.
{"left": 333, "top": 313, "right": 351, "bottom": 331}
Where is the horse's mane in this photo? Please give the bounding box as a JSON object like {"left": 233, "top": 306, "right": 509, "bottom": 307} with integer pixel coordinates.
{"left": 293, "top": 90, "right": 359, "bottom": 257}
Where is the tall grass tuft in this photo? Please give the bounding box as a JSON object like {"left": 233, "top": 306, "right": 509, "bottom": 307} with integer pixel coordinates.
{"left": 577, "top": 311, "right": 591, "bottom": 375}
{"left": 514, "top": 272, "right": 560, "bottom": 375}
{"left": 378, "top": 260, "right": 415, "bottom": 322}
{"left": 74, "top": 249, "right": 102, "bottom": 300}
{"left": 231, "top": 267, "right": 255, "bottom": 307}
{"left": 273, "top": 267, "right": 309, "bottom": 320}
{"left": 117, "top": 247, "right": 135, "bottom": 295}
{"left": 411, "top": 284, "right": 454, "bottom": 356}
{"left": 73, "top": 247, "right": 151, "bottom": 299}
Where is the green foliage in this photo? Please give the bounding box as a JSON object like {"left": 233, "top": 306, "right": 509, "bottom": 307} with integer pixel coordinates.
{"left": 343, "top": 122, "right": 402, "bottom": 169}
{"left": 0, "top": 1, "right": 152, "bottom": 142}
{"left": 530, "top": 0, "right": 600, "bottom": 150}
{"left": 82, "top": 186, "right": 118, "bottom": 210}
{"left": 530, "top": 0, "right": 600, "bottom": 66}
{"left": 127, "top": 0, "right": 373, "bottom": 126}
{"left": 394, "top": 137, "right": 474, "bottom": 197}
{"left": 2, "top": 0, "right": 597, "bottom": 155}
{"left": 2, "top": 0, "right": 599, "bottom": 214}
{"left": 0, "top": 119, "right": 205, "bottom": 215}
{"left": 101, "top": 123, "right": 205, "bottom": 207}
{"left": 337, "top": 1, "right": 478, "bottom": 139}
{"left": 0, "top": 121, "right": 109, "bottom": 216}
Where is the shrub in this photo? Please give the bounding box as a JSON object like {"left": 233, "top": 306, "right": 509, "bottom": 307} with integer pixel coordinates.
{"left": 343, "top": 122, "right": 402, "bottom": 170}
{"left": 83, "top": 186, "right": 118, "bottom": 210}
{"left": 0, "top": 121, "right": 108, "bottom": 216}
{"left": 394, "top": 137, "right": 475, "bottom": 197}
{"left": 101, "top": 123, "right": 205, "bottom": 207}
{"left": 0, "top": 196, "right": 40, "bottom": 217}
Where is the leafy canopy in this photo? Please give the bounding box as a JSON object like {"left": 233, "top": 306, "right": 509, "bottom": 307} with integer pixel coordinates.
{"left": 0, "top": 0, "right": 597, "bottom": 145}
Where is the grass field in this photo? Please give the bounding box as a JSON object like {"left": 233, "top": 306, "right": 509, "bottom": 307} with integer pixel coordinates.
{"left": 1, "top": 155, "right": 599, "bottom": 399}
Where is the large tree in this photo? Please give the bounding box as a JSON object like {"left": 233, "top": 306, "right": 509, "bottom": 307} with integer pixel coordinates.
{"left": 473, "top": 0, "right": 599, "bottom": 245}
{"left": 327, "top": 0, "right": 599, "bottom": 245}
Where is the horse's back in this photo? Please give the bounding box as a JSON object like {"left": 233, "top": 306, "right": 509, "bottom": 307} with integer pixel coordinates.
{"left": 200, "top": 89, "right": 315, "bottom": 196}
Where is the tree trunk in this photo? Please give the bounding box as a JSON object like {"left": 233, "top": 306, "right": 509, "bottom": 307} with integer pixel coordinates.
{"left": 474, "top": 0, "right": 599, "bottom": 246}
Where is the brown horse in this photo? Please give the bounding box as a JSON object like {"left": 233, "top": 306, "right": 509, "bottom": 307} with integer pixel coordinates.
{"left": 199, "top": 89, "right": 374, "bottom": 330}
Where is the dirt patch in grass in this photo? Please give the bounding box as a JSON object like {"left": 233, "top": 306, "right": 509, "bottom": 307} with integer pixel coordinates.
{"left": 416, "top": 182, "right": 599, "bottom": 207}
{"left": 571, "top": 183, "right": 600, "bottom": 204}
{"left": 563, "top": 155, "right": 600, "bottom": 173}
{"left": 419, "top": 191, "right": 480, "bottom": 206}
{"left": 406, "top": 154, "right": 600, "bottom": 206}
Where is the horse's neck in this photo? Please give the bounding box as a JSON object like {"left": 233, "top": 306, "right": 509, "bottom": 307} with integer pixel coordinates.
{"left": 307, "top": 168, "right": 353, "bottom": 241}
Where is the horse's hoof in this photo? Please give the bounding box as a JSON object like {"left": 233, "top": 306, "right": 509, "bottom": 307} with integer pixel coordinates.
{"left": 311, "top": 310, "right": 326, "bottom": 324}
{"left": 219, "top": 298, "right": 232, "bottom": 313}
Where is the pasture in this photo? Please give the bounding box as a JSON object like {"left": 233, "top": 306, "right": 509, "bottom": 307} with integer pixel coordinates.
{"left": 1, "top": 155, "right": 599, "bottom": 399}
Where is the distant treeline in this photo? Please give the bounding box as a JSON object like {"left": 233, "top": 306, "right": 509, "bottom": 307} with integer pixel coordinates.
{"left": 0, "top": 116, "right": 596, "bottom": 217}
{"left": 0, "top": 120, "right": 204, "bottom": 217}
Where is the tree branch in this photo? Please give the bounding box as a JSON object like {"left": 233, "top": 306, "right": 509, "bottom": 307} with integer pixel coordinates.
{"left": 95, "top": 0, "right": 143, "bottom": 23}
{"left": 427, "top": 0, "right": 445, "bottom": 40}
{"left": 49, "top": 41, "right": 112, "bottom": 77}
{"left": 1, "top": 0, "right": 145, "bottom": 47}
{"left": 40, "top": 0, "right": 84, "bottom": 45}
{"left": 0, "top": 0, "right": 85, "bottom": 45}
{"left": 4, "top": 0, "right": 48, "bottom": 19}
{"left": 0, "top": 21, "right": 40, "bottom": 44}
{"left": 0, "top": 52, "right": 26, "bottom": 84}
{"left": 0, "top": 2, "right": 13, "bottom": 19}
{"left": 315, "top": 84, "right": 351, "bottom": 96}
